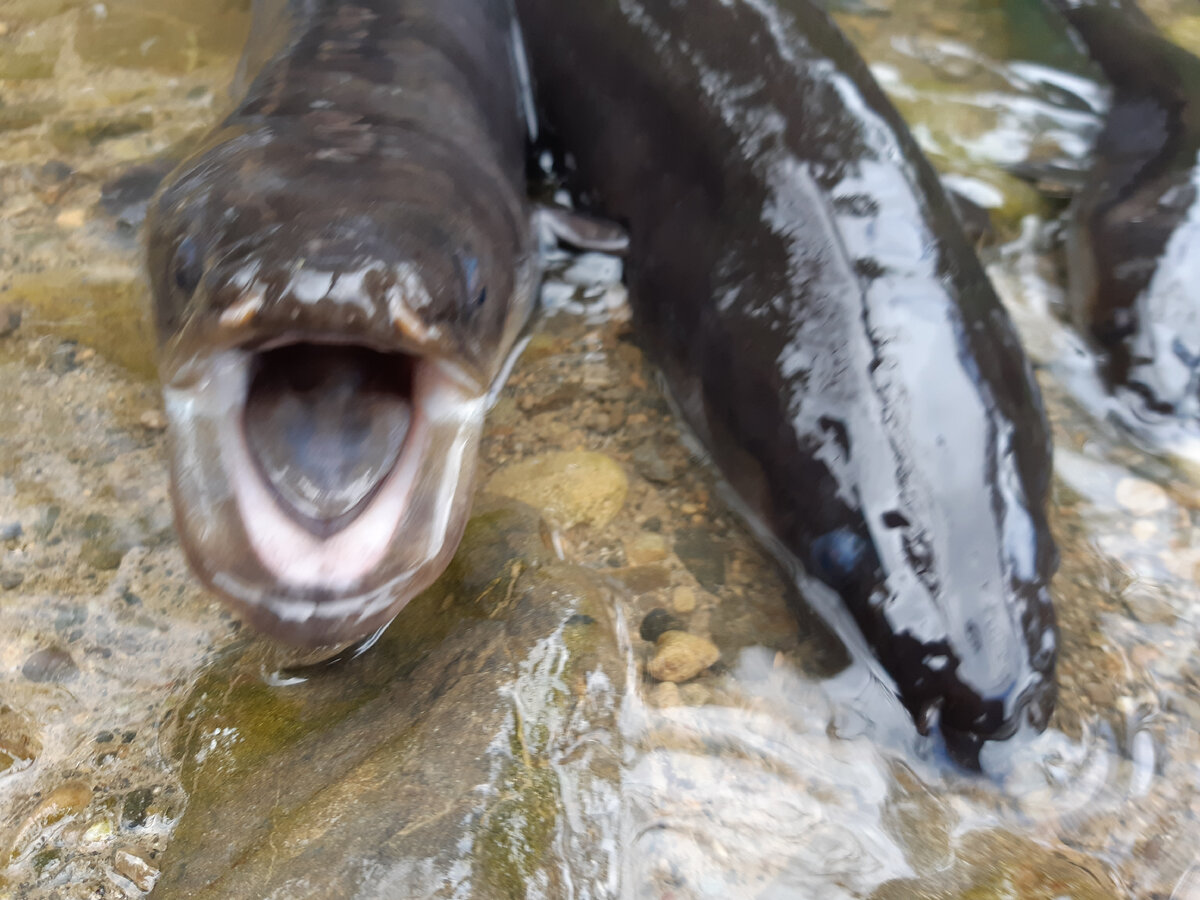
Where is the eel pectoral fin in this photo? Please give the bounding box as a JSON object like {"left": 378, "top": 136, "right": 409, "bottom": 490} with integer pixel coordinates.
{"left": 536, "top": 204, "right": 630, "bottom": 255}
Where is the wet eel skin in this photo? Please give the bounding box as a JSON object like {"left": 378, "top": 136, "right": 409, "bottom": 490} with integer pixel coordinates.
{"left": 515, "top": 0, "right": 1058, "bottom": 760}
{"left": 1048, "top": 0, "right": 1200, "bottom": 444}
{"left": 146, "top": 0, "right": 1059, "bottom": 759}
{"left": 146, "top": 0, "right": 538, "bottom": 647}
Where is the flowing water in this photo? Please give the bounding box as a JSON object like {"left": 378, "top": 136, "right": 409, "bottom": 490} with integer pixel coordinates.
{"left": 1, "top": 0, "right": 1199, "bottom": 897}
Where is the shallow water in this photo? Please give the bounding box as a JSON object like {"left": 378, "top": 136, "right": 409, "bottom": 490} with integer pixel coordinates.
{"left": 1, "top": 0, "right": 1199, "bottom": 897}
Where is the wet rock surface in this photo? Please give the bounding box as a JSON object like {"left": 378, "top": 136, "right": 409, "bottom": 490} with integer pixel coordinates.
{"left": 154, "top": 498, "right": 629, "bottom": 899}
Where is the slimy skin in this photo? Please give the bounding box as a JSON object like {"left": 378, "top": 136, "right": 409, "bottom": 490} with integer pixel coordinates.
{"left": 146, "top": 0, "right": 537, "bottom": 647}
{"left": 515, "top": 0, "right": 1059, "bottom": 760}
{"left": 1049, "top": 0, "right": 1200, "bottom": 442}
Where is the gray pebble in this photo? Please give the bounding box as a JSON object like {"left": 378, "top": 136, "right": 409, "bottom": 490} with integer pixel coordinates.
{"left": 632, "top": 442, "right": 676, "bottom": 484}
{"left": 22, "top": 647, "right": 79, "bottom": 683}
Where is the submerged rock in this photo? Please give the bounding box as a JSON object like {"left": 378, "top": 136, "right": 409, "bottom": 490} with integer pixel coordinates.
{"left": 647, "top": 631, "right": 721, "bottom": 684}
{"left": 486, "top": 451, "right": 628, "bottom": 529}
{"left": 153, "top": 498, "right": 628, "bottom": 899}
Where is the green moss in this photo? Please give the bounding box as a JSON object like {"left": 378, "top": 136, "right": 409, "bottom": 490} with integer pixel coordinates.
{"left": 4, "top": 273, "right": 157, "bottom": 379}
{"left": 0, "top": 52, "right": 55, "bottom": 80}
{"left": 477, "top": 761, "right": 561, "bottom": 899}
{"left": 31, "top": 847, "right": 61, "bottom": 876}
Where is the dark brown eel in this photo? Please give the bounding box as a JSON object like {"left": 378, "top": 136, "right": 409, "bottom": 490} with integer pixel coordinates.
{"left": 515, "top": 0, "right": 1058, "bottom": 761}
{"left": 1047, "top": 0, "right": 1200, "bottom": 449}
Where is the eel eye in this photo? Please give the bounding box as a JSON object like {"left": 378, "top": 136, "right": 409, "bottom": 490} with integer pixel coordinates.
{"left": 811, "top": 527, "right": 868, "bottom": 584}
{"left": 462, "top": 254, "right": 486, "bottom": 308}
{"left": 173, "top": 236, "right": 203, "bottom": 298}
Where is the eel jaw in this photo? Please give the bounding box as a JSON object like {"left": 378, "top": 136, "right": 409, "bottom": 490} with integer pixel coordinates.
{"left": 162, "top": 345, "right": 487, "bottom": 648}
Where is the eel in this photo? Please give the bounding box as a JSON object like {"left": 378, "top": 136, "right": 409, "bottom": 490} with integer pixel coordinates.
{"left": 514, "top": 0, "right": 1059, "bottom": 758}
{"left": 145, "top": 0, "right": 538, "bottom": 646}
{"left": 1047, "top": 0, "right": 1200, "bottom": 440}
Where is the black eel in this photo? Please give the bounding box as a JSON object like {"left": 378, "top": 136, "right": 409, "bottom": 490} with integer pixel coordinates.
{"left": 515, "top": 0, "right": 1058, "bottom": 760}
{"left": 1047, "top": 0, "right": 1200, "bottom": 445}
{"left": 145, "top": 0, "right": 1060, "bottom": 760}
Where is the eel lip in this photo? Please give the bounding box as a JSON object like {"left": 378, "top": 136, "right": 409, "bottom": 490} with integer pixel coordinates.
{"left": 162, "top": 345, "right": 487, "bottom": 648}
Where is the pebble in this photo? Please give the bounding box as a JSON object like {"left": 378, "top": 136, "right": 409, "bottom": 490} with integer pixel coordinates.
{"left": 0, "top": 569, "right": 23, "bottom": 590}
{"left": 652, "top": 681, "right": 681, "bottom": 707}
{"left": 1115, "top": 477, "right": 1169, "bottom": 516}
{"left": 139, "top": 409, "right": 167, "bottom": 430}
{"left": 672, "top": 585, "right": 697, "bottom": 613}
{"left": 647, "top": 631, "right": 720, "bottom": 683}
{"left": 632, "top": 442, "right": 675, "bottom": 484}
{"left": 614, "top": 566, "right": 671, "bottom": 594}
{"left": 0, "top": 305, "right": 20, "bottom": 337}
{"left": 487, "top": 451, "right": 628, "bottom": 528}
{"left": 22, "top": 647, "right": 79, "bottom": 683}
{"left": 54, "top": 207, "right": 86, "bottom": 228}
{"left": 32, "top": 781, "right": 92, "bottom": 826}
{"left": 121, "top": 787, "right": 155, "bottom": 828}
{"left": 1131, "top": 520, "right": 1158, "bottom": 543}
{"left": 113, "top": 849, "right": 159, "bottom": 892}
{"left": 625, "top": 533, "right": 668, "bottom": 566}
{"left": 679, "top": 683, "right": 711, "bottom": 705}
{"left": 640, "top": 608, "right": 684, "bottom": 643}
{"left": 47, "top": 342, "right": 78, "bottom": 374}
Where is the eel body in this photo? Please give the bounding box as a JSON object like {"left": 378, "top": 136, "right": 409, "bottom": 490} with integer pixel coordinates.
{"left": 1050, "top": 0, "right": 1200, "bottom": 439}
{"left": 515, "top": 0, "right": 1059, "bottom": 757}
{"left": 146, "top": 0, "right": 537, "bottom": 646}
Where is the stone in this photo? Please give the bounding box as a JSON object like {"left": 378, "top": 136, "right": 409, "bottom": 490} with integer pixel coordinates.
{"left": 1115, "top": 478, "right": 1169, "bottom": 516}
{"left": 632, "top": 441, "right": 675, "bottom": 484}
{"left": 613, "top": 566, "right": 671, "bottom": 594}
{"left": 114, "top": 849, "right": 159, "bottom": 892}
{"left": 487, "top": 451, "right": 628, "bottom": 528}
{"left": 22, "top": 647, "right": 79, "bottom": 683}
{"left": 651, "top": 682, "right": 681, "bottom": 707}
{"left": 647, "top": 631, "right": 720, "bottom": 683}
{"left": 624, "top": 533, "right": 668, "bottom": 566}
{"left": 54, "top": 208, "right": 86, "bottom": 229}
{"left": 640, "top": 608, "right": 684, "bottom": 644}
{"left": 672, "top": 586, "right": 697, "bottom": 613}
{"left": 0, "top": 305, "right": 20, "bottom": 337}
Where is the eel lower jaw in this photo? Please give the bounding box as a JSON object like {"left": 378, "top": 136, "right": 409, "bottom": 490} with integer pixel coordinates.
{"left": 162, "top": 345, "right": 488, "bottom": 648}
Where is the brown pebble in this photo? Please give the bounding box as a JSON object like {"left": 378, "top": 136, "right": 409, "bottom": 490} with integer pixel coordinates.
{"left": 54, "top": 208, "right": 86, "bottom": 229}
{"left": 647, "top": 631, "right": 720, "bottom": 683}
{"left": 652, "top": 682, "right": 681, "bottom": 707}
{"left": 1085, "top": 681, "right": 1116, "bottom": 707}
{"left": 138, "top": 409, "right": 166, "bottom": 431}
{"left": 1115, "top": 478, "right": 1168, "bottom": 516}
{"left": 672, "top": 585, "right": 697, "bottom": 613}
{"left": 614, "top": 566, "right": 671, "bottom": 594}
{"left": 625, "top": 533, "right": 667, "bottom": 565}
{"left": 113, "top": 849, "right": 159, "bottom": 892}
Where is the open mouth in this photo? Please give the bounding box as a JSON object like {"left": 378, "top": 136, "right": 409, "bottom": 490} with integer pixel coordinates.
{"left": 243, "top": 343, "right": 418, "bottom": 538}
{"left": 161, "top": 338, "right": 490, "bottom": 646}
